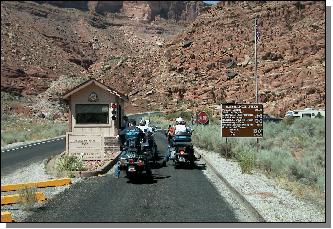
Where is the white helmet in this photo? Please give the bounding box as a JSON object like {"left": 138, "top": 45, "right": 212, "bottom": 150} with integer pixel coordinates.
{"left": 139, "top": 120, "right": 146, "bottom": 126}
{"left": 176, "top": 117, "right": 183, "bottom": 124}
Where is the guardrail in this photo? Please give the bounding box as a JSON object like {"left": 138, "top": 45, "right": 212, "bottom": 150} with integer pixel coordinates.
{"left": 1, "top": 211, "right": 13, "bottom": 222}
{"left": 1, "top": 178, "right": 71, "bottom": 192}
{"left": 1, "top": 192, "right": 46, "bottom": 205}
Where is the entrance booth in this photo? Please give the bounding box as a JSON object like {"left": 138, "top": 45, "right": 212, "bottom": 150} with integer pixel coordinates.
{"left": 63, "top": 78, "right": 128, "bottom": 160}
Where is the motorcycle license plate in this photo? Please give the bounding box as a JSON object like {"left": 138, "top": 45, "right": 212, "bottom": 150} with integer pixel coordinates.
{"left": 128, "top": 166, "right": 136, "bottom": 172}
{"left": 179, "top": 157, "right": 185, "bottom": 162}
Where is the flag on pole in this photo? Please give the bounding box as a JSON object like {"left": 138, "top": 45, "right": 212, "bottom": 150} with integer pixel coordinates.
{"left": 256, "top": 30, "right": 261, "bottom": 42}
{"left": 256, "top": 20, "right": 261, "bottom": 42}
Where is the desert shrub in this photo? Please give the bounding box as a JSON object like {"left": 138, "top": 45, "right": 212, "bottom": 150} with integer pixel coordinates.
{"left": 230, "top": 140, "right": 256, "bottom": 173}
{"left": 165, "top": 110, "right": 192, "bottom": 121}
{"left": 18, "top": 187, "right": 38, "bottom": 210}
{"left": 1, "top": 117, "right": 67, "bottom": 146}
{"left": 193, "top": 118, "right": 325, "bottom": 189}
{"left": 257, "top": 147, "right": 294, "bottom": 176}
{"left": 57, "top": 154, "right": 86, "bottom": 171}
{"left": 283, "top": 116, "right": 296, "bottom": 125}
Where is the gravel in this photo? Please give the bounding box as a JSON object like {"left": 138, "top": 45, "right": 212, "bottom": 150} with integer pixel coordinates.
{"left": 195, "top": 147, "right": 325, "bottom": 222}
{"left": 199, "top": 158, "right": 259, "bottom": 222}
{"left": 1, "top": 159, "right": 82, "bottom": 222}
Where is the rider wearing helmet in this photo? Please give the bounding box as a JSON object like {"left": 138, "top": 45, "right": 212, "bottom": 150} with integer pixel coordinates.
{"left": 137, "top": 119, "right": 147, "bottom": 132}
{"left": 137, "top": 119, "right": 156, "bottom": 154}
{"left": 174, "top": 117, "right": 189, "bottom": 135}
{"left": 119, "top": 119, "right": 145, "bottom": 151}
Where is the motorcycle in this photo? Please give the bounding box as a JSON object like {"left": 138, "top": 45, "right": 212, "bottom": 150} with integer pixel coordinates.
{"left": 145, "top": 131, "right": 158, "bottom": 163}
{"left": 121, "top": 138, "right": 153, "bottom": 180}
{"left": 170, "top": 132, "right": 195, "bottom": 168}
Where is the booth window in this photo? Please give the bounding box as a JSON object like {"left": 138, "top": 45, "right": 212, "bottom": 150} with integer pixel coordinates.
{"left": 76, "top": 104, "right": 109, "bottom": 124}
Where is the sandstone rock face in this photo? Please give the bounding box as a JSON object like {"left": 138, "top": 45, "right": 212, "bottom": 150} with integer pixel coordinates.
{"left": 147, "top": 1, "right": 325, "bottom": 117}
{"left": 1, "top": 1, "right": 325, "bottom": 117}
{"left": 37, "top": 1, "right": 204, "bottom": 22}
{"left": 37, "top": 1, "right": 89, "bottom": 11}
{"left": 93, "top": 1, "right": 123, "bottom": 14}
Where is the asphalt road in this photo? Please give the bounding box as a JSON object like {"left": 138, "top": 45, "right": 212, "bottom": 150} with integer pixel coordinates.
{"left": 25, "top": 131, "right": 240, "bottom": 222}
{"left": 1, "top": 137, "right": 65, "bottom": 176}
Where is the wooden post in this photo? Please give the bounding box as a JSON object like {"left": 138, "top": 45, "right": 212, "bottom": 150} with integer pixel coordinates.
{"left": 256, "top": 138, "right": 259, "bottom": 152}
{"left": 225, "top": 137, "right": 228, "bottom": 158}
{"left": 68, "top": 102, "right": 72, "bottom": 132}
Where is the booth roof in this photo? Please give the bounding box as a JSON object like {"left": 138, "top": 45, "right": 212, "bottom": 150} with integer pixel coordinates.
{"left": 62, "top": 78, "right": 128, "bottom": 101}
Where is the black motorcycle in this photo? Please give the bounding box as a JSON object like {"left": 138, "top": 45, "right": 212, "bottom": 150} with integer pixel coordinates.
{"left": 170, "top": 132, "right": 195, "bottom": 168}
{"left": 145, "top": 131, "right": 158, "bottom": 163}
{"left": 122, "top": 138, "right": 153, "bottom": 180}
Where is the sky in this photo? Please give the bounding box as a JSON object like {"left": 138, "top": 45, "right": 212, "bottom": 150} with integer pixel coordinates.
{"left": 203, "top": 1, "right": 220, "bottom": 5}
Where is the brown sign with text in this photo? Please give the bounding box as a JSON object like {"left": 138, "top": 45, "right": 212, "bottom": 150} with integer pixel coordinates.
{"left": 222, "top": 104, "right": 263, "bottom": 138}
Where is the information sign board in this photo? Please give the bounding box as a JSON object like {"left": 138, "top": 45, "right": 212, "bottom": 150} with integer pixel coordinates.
{"left": 221, "top": 104, "right": 263, "bottom": 138}
{"left": 67, "top": 133, "right": 104, "bottom": 160}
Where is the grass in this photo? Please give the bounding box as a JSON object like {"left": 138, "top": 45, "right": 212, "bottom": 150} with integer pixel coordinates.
{"left": 1, "top": 115, "right": 67, "bottom": 147}
{"left": 144, "top": 114, "right": 170, "bottom": 129}
{"left": 165, "top": 110, "right": 193, "bottom": 122}
{"left": 1, "top": 91, "right": 68, "bottom": 147}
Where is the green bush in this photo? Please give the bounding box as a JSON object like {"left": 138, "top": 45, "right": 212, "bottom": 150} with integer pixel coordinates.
{"left": 193, "top": 118, "right": 325, "bottom": 190}
{"left": 56, "top": 154, "right": 86, "bottom": 171}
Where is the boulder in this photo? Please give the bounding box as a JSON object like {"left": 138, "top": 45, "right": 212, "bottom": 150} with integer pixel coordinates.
{"left": 226, "top": 59, "right": 236, "bottom": 68}
{"left": 241, "top": 55, "right": 251, "bottom": 66}
{"left": 146, "top": 90, "right": 154, "bottom": 96}
{"left": 262, "top": 52, "right": 283, "bottom": 61}
{"left": 226, "top": 71, "right": 238, "bottom": 80}
{"left": 180, "top": 40, "right": 192, "bottom": 48}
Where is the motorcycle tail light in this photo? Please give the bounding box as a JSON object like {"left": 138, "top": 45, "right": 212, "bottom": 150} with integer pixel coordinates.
{"left": 129, "top": 159, "right": 134, "bottom": 164}
{"left": 138, "top": 160, "right": 143, "bottom": 166}
{"left": 180, "top": 150, "right": 185, "bottom": 155}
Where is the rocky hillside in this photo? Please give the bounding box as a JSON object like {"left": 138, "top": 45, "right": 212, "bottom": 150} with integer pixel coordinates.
{"left": 1, "top": 1, "right": 325, "bottom": 119}
{"left": 1, "top": 1, "right": 205, "bottom": 117}
{"left": 140, "top": 1, "right": 325, "bottom": 117}
{"left": 36, "top": 1, "right": 204, "bottom": 22}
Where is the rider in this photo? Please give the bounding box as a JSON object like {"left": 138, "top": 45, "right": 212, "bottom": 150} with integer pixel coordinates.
{"left": 166, "top": 117, "right": 192, "bottom": 161}
{"left": 174, "top": 117, "right": 191, "bottom": 135}
{"left": 118, "top": 119, "right": 145, "bottom": 152}
{"left": 137, "top": 119, "right": 152, "bottom": 134}
{"left": 137, "top": 119, "right": 157, "bottom": 156}
{"left": 167, "top": 125, "right": 175, "bottom": 145}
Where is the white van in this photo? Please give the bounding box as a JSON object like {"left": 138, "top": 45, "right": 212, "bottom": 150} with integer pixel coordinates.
{"left": 285, "top": 108, "right": 325, "bottom": 119}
